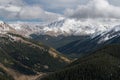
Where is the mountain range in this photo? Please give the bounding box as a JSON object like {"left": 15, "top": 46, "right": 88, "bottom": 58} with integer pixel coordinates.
{"left": 0, "top": 18, "right": 120, "bottom": 80}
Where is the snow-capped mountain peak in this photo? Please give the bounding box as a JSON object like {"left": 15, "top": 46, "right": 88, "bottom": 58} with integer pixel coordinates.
{"left": 0, "top": 21, "right": 16, "bottom": 34}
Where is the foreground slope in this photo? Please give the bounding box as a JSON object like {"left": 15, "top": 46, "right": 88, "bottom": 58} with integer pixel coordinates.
{"left": 40, "top": 44, "right": 120, "bottom": 80}
{"left": 0, "top": 33, "right": 70, "bottom": 80}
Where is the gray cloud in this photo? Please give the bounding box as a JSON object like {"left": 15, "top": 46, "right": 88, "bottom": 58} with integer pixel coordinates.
{"left": 64, "top": 0, "right": 120, "bottom": 19}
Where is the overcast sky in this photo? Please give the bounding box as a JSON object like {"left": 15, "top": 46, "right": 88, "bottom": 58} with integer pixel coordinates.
{"left": 0, "top": 0, "right": 120, "bottom": 22}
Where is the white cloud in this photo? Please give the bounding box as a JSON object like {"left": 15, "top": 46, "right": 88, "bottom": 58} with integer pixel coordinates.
{"left": 65, "top": 0, "right": 120, "bottom": 19}
{"left": 0, "top": 0, "right": 61, "bottom": 22}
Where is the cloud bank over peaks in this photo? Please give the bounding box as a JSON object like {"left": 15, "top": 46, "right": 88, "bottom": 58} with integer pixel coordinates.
{"left": 64, "top": 0, "right": 120, "bottom": 19}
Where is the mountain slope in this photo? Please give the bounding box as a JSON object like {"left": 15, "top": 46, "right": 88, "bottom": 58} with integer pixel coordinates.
{"left": 0, "top": 32, "right": 70, "bottom": 80}
{"left": 40, "top": 44, "right": 120, "bottom": 80}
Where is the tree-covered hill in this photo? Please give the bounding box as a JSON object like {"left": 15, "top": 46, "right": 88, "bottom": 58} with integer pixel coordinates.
{"left": 40, "top": 44, "right": 120, "bottom": 80}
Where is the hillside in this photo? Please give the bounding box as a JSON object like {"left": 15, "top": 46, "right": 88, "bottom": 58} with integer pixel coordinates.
{"left": 40, "top": 44, "right": 120, "bottom": 80}
{"left": 0, "top": 33, "right": 70, "bottom": 80}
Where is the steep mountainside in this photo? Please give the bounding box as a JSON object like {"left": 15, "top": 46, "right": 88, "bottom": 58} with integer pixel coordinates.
{"left": 58, "top": 25, "right": 120, "bottom": 57}
{"left": 40, "top": 44, "right": 120, "bottom": 80}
